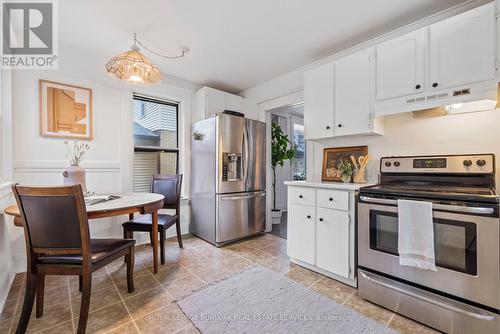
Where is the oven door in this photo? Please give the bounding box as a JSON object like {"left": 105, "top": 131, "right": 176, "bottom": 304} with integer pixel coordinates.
{"left": 358, "top": 196, "right": 500, "bottom": 310}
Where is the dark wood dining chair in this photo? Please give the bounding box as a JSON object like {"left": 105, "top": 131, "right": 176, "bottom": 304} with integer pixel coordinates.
{"left": 123, "top": 174, "right": 183, "bottom": 265}
{"left": 11, "top": 184, "right": 135, "bottom": 334}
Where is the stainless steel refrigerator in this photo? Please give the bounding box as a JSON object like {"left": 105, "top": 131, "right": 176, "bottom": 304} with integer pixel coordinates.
{"left": 190, "top": 113, "right": 266, "bottom": 246}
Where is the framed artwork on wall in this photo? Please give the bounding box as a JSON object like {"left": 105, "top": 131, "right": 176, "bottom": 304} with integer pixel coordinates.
{"left": 39, "top": 79, "right": 93, "bottom": 140}
{"left": 322, "top": 145, "right": 368, "bottom": 182}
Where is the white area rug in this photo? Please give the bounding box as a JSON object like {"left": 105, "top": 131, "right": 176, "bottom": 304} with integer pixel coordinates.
{"left": 178, "top": 266, "right": 397, "bottom": 334}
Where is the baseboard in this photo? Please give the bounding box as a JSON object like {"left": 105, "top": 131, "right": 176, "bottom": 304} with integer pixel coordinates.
{"left": 0, "top": 263, "right": 15, "bottom": 314}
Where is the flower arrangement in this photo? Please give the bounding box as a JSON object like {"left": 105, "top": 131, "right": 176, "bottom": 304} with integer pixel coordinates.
{"left": 337, "top": 159, "right": 354, "bottom": 183}
{"left": 64, "top": 140, "right": 90, "bottom": 166}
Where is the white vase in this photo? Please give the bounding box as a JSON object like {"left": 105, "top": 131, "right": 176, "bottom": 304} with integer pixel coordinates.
{"left": 271, "top": 210, "right": 282, "bottom": 225}
{"left": 63, "top": 164, "right": 87, "bottom": 193}
{"left": 341, "top": 175, "right": 352, "bottom": 183}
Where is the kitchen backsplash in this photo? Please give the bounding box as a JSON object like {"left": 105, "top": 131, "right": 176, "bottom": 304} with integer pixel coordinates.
{"left": 307, "top": 108, "right": 500, "bottom": 190}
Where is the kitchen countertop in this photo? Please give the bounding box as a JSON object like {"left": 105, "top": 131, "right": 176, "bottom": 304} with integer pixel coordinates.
{"left": 284, "top": 180, "right": 376, "bottom": 191}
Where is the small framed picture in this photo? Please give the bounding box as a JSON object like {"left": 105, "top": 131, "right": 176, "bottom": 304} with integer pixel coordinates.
{"left": 39, "top": 79, "right": 93, "bottom": 140}
{"left": 322, "top": 145, "right": 368, "bottom": 182}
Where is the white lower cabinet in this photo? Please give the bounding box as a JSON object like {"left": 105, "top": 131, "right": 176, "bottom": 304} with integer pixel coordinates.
{"left": 287, "top": 204, "right": 315, "bottom": 264}
{"left": 286, "top": 183, "right": 358, "bottom": 287}
{"left": 316, "top": 208, "right": 350, "bottom": 278}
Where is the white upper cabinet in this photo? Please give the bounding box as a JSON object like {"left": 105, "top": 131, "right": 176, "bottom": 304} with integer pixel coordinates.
{"left": 205, "top": 87, "right": 226, "bottom": 116}
{"left": 195, "top": 87, "right": 244, "bottom": 121}
{"left": 304, "top": 62, "right": 335, "bottom": 140}
{"left": 304, "top": 2, "right": 497, "bottom": 131}
{"left": 225, "top": 93, "right": 243, "bottom": 112}
{"left": 374, "top": 3, "right": 497, "bottom": 115}
{"left": 376, "top": 29, "right": 426, "bottom": 101}
{"left": 429, "top": 2, "right": 496, "bottom": 91}
{"left": 335, "top": 48, "right": 379, "bottom": 136}
{"left": 304, "top": 51, "right": 383, "bottom": 140}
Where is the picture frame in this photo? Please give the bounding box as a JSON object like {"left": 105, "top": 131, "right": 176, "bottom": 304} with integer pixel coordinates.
{"left": 322, "top": 145, "right": 368, "bottom": 182}
{"left": 39, "top": 79, "right": 93, "bottom": 140}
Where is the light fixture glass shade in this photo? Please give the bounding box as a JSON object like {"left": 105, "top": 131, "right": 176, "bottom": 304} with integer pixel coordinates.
{"left": 105, "top": 48, "right": 162, "bottom": 85}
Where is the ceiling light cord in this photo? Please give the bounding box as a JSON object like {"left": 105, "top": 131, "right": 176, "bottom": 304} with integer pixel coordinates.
{"left": 133, "top": 33, "right": 188, "bottom": 59}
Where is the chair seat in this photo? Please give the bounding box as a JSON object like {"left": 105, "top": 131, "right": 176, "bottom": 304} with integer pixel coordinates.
{"left": 122, "top": 214, "right": 177, "bottom": 231}
{"left": 37, "top": 239, "right": 135, "bottom": 265}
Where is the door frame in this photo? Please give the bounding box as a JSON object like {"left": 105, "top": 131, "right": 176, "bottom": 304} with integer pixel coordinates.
{"left": 259, "top": 91, "right": 303, "bottom": 232}
{"left": 269, "top": 110, "right": 305, "bottom": 212}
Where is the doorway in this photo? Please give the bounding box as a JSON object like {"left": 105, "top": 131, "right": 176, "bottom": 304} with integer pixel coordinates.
{"left": 269, "top": 103, "right": 306, "bottom": 239}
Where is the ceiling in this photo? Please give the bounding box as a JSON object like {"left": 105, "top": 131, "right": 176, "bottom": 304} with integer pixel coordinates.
{"left": 60, "top": 0, "right": 468, "bottom": 93}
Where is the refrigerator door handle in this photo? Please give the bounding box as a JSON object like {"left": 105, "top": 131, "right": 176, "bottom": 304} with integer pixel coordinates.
{"left": 220, "top": 191, "right": 266, "bottom": 201}
{"left": 242, "top": 122, "right": 250, "bottom": 189}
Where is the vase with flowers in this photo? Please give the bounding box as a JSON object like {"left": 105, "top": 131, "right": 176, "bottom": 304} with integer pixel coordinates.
{"left": 337, "top": 159, "right": 354, "bottom": 183}
{"left": 63, "top": 140, "right": 90, "bottom": 194}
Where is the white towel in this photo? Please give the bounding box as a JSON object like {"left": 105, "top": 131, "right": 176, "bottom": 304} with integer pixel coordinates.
{"left": 398, "top": 199, "right": 437, "bottom": 271}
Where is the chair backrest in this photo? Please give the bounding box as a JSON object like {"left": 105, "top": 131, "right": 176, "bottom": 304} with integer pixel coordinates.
{"left": 151, "top": 174, "right": 182, "bottom": 213}
{"left": 11, "top": 184, "right": 91, "bottom": 258}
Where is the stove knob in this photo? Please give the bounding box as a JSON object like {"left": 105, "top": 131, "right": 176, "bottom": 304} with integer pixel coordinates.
{"left": 463, "top": 160, "right": 472, "bottom": 167}
{"left": 394, "top": 161, "right": 400, "bottom": 167}
{"left": 477, "top": 159, "right": 486, "bottom": 167}
{"left": 385, "top": 161, "right": 392, "bottom": 167}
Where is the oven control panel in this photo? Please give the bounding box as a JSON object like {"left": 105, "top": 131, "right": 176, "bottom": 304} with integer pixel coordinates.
{"left": 381, "top": 154, "right": 494, "bottom": 174}
{"left": 413, "top": 158, "right": 447, "bottom": 169}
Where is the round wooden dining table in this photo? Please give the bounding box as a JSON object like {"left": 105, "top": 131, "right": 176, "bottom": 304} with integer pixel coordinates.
{"left": 4, "top": 193, "right": 165, "bottom": 273}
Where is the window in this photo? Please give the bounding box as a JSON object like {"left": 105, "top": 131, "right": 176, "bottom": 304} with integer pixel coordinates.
{"left": 133, "top": 95, "right": 178, "bottom": 192}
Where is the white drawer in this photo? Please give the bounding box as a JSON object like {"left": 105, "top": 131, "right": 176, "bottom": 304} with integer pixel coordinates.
{"left": 316, "top": 189, "right": 349, "bottom": 211}
{"left": 289, "top": 187, "right": 316, "bottom": 206}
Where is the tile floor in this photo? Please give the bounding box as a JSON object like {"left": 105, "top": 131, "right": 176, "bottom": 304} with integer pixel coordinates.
{"left": 1, "top": 233, "right": 439, "bottom": 334}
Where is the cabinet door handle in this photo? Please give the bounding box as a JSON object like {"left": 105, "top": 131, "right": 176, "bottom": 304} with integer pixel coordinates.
{"left": 299, "top": 195, "right": 303, "bottom": 199}
{"left": 432, "top": 82, "right": 438, "bottom": 88}
{"left": 326, "top": 126, "right": 331, "bottom": 130}
{"left": 306, "top": 215, "right": 311, "bottom": 219}
{"left": 337, "top": 124, "right": 343, "bottom": 128}
{"left": 415, "top": 84, "right": 421, "bottom": 89}
{"left": 319, "top": 218, "right": 324, "bottom": 222}
{"left": 329, "top": 197, "right": 334, "bottom": 202}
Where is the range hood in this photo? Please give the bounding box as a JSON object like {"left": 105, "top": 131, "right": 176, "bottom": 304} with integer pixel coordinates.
{"left": 411, "top": 83, "right": 498, "bottom": 118}
{"left": 378, "top": 81, "right": 498, "bottom": 117}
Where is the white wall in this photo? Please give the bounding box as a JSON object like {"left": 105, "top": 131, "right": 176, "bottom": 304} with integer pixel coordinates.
{"left": 0, "top": 68, "right": 17, "bottom": 312}
{"left": 6, "top": 44, "right": 200, "bottom": 274}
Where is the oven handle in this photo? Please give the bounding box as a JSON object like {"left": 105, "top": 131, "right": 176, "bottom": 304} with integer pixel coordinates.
{"left": 359, "top": 196, "right": 495, "bottom": 215}
{"left": 359, "top": 270, "right": 497, "bottom": 321}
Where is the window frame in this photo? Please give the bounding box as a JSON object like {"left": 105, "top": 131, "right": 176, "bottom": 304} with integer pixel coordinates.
{"left": 132, "top": 94, "right": 180, "bottom": 179}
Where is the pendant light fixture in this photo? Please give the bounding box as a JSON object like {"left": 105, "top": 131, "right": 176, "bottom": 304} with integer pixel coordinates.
{"left": 105, "top": 33, "right": 189, "bottom": 85}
